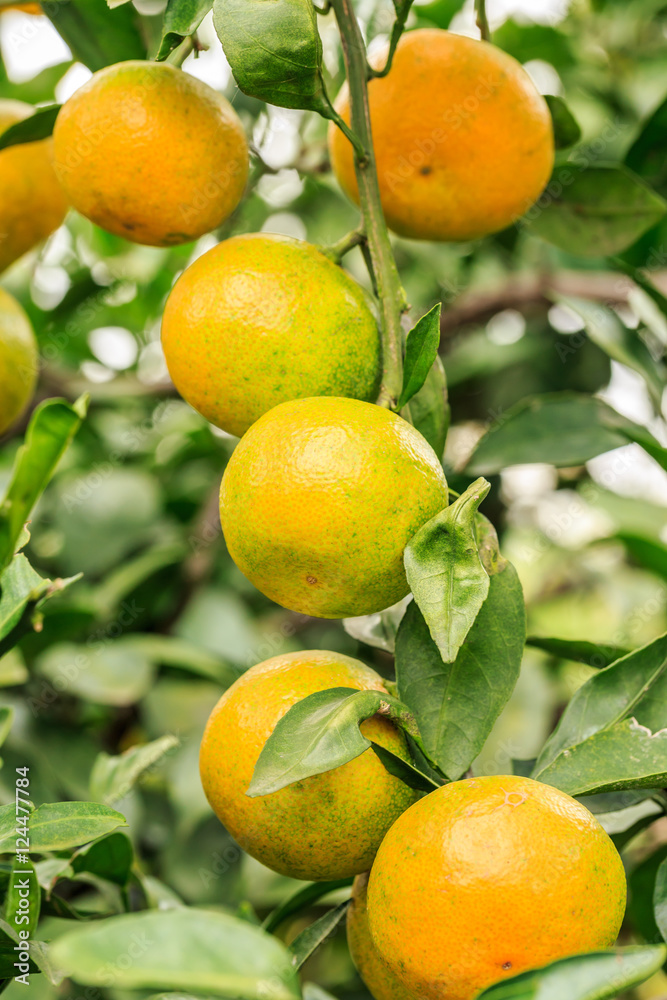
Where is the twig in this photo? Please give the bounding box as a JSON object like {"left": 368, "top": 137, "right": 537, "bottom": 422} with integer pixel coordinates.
{"left": 475, "top": 0, "right": 491, "bottom": 41}
{"left": 369, "top": 0, "right": 413, "bottom": 79}
{"left": 321, "top": 226, "right": 367, "bottom": 263}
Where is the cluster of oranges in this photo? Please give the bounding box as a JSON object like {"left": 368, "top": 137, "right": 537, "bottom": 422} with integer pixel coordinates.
{"left": 0, "top": 26, "right": 627, "bottom": 1000}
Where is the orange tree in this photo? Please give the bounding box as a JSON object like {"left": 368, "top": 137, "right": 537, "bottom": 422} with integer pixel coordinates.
{"left": 1, "top": 0, "right": 667, "bottom": 999}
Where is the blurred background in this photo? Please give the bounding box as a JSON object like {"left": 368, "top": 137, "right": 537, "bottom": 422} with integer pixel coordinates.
{"left": 1, "top": 0, "right": 667, "bottom": 997}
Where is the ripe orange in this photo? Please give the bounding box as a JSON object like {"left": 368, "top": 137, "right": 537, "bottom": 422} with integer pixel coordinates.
{"left": 161, "top": 234, "right": 381, "bottom": 437}
{"left": 0, "top": 100, "right": 68, "bottom": 273}
{"left": 219, "top": 397, "right": 449, "bottom": 618}
{"left": 1, "top": 4, "right": 42, "bottom": 12}
{"left": 199, "top": 650, "right": 418, "bottom": 880}
{"left": 348, "top": 873, "right": 418, "bottom": 1000}
{"left": 329, "top": 29, "right": 554, "bottom": 242}
{"left": 53, "top": 61, "right": 248, "bottom": 247}
{"left": 0, "top": 287, "right": 38, "bottom": 435}
{"left": 367, "top": 776, "right": 627, "bottom": 1000}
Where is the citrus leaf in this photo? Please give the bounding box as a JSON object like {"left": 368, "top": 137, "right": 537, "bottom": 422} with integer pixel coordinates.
{"left": 16, "top": 801, "right": 127, "bottom": 854}
{"left": 615, "top": 531, "right": 667, "bottom": 580}
{"left": 525, "top": 636, "right": 629, "bottom": 668}
{"left": 544, "top": 95, "right": 581, "bottom": 150}
{"left": 397, "top": 304, "right": 442, "bottom": 409}
{"left": 466, "top": 393, "right": 667, "bottom": 475}
{"left": 155, "top": 0, "right": 213, "bottom": 60}
{"left": 524, "top": 164, "right": 667, "bottom": 257}
{"left": 477, "top": 947, "right": 666, "bottom": 1000}
{"left": 42, "top": 0, "right": 146, "bottom": 70}
{"left": 289, "top": 902, "right": 349, "bottom": 970}
{"left": 212, "top": 0, "right": 333, "bottom": 114}
{"left": 653, "top": 856, "right": 667, "bottom": 942}
{"left": 0, "top": 105, "right": 60, "bottom": 151}
{"left": 263, "top": 878, "right": 353, "bottom": 934}
{"left": 369, "top": 742, "right": 441, "bottom": 792}
{"left": 343, "top": 597, "right": 410, "bottom": 653}
{"left": 410, "top": 354, "right": 450, "bottom": 459}
{"left": 0, "top": 556, "right": 81, "bottom": 659}
{"left": 50, "top": 908, "right": 300, "bottom": 999}
{"left": 29, "top": 940, "right": 66, "bottom": 987}
{"left": 71, "top": 832, "right": 134, "bottom": 887}
{"left": 404, "top": 478, "right": 490, "bottom": 664}
{"left": 0, "top": 396, "right": 88, "bottom": 572}
{"left": 4, "top": 859, "right": 39, "bottom": 940}
{"left": 397, "top": 525, "right": 525, "bottom": 780}
{"left": 0, "top": 801, "right": 31, "bottom": 854}
{"left": 89, "top": 735, "right": 180, "bottom": 805}
{"left": 625, "top": 93, "right": 667, "bottom": 198}
{"left": 0, "top": 707, "right": 13, "bottom": 749}
{"left": 247, "top": 686, "right": 427, "bottom": 796}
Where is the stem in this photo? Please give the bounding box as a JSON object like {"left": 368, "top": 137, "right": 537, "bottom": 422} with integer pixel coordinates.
{"left": 331, "top": 0, "right": 407, "bottom": 408}
{"left": 321, "top": 226, "right": 367, "bottom": 264}
{"left": 165, "top": 36, "right": 196, "bottom": 67}
{"left": 369, "top": 0, "right": 413, "bottom": 79}
{"left": 475, "top": 0, "right": 491, "bottom": 41}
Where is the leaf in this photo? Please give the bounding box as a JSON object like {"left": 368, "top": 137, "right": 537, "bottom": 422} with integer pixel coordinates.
{"left": 0, "top": 105, "right": 61, "bottom": 152}
{"left": 42, "top": 0, "right": 147, "bottom": 71}
{"left": 0, "top": 707, "right": 12, "bottom": 748}
{"left": 247, "top": 686, "right": 424, "bottom": 796}
{"left": 35, "top": 640, "right": 156, "bottom": 707}
{"left": 156, "top": 0, "right": 213, "bottom": 60}
{"left": 71, "top": 832, "right": 134, "bottom": 886}
{"left": 396, "top": 536, "right": 525, "bottom": 781}
{"left": 625, "top": 93, "right": 667, "bottom": 198}
{"left": 289, "top": 901, "right": 349, "bottom": 970}
{"left": 410, "top": 354, "right": 450, "bottom": 459}
{"left": 16, "top": 801, "right": 126, "bottom": 854}
{"left": 404, "top": 478, "right": 490, "bottom": 664}
{"left": 343, "top": 596, "right": 410, "bottom": 653}
{"left": 554, "top": 295, "right": 666, "bottom": 407}
{"left": 212, "top": 0, "right": 333, "bottom": 115}
{"left": 534, "top": 632, "right": 667, "bottom": 777}
{"left": 29, "top": 940, "right": 66, "bottom": 987}
{"left": 466, "top": 392, "right": 667, "bottom": 475}
{"left": 0, "top": 397, "right": 88, "bottom": 573}
{"left": 544, "top": 95, "right": 581, "bottom": 150}
{"left": 397, "top": 304, "right": 442, "bottom": 409}
{"left": 524, "top": 164, "right": 667, "bottom": 257}
{"left": 369, "top": 742, "right": 441, "bottom": 792}
{"left": 0, "top": 802, "right": 30, "bottom": 854}
{"left": 654, "top": 855, "right": 667, "bottom": 942}
{"left": 477, "top": 946, "right": 666, "bottom": 1000}
{"left": 0, "top": 557, "right": 80, "bottom": 660}
{"left": 50, "top": 907, "right": 300, "bottom": 999}
{"left": 526, "top": 636, "right": 629, "bottom": 669}
{"left": 89, "top": 735, "right": 180, "bottom": 805}
{"left": 615, "top": 531, "right": 667, "bottom": 580}
{"left": 4, "top": 859, "right": 39, "bottom": 940}
{"left": 263, "top": 878, "right": 353, "bottom": 934}
{"left": 629, "top": 845, "right": 667, "bottom": 943}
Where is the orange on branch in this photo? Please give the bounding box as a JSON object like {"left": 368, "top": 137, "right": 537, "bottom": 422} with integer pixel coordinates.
{"left": 0, "top": 287, "right": 38, "bottom": 435}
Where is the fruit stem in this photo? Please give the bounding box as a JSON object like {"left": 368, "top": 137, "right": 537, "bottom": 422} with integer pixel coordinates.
{"left": 331, "top": 0, "right": 407, "bottom": 410}
{"left": 475, "top": 0, "right": 491, "bottom": 41}
{"left": 321, "top": 226, "right": 367, "bottom": 264}
{"left": 368, "top": 0, "right": 414, "bottom": 79}
{"left": 166, "top": 36, "right": 197, "bottom": 67}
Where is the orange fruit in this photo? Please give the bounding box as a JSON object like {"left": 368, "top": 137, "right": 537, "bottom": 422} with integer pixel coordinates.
{"left": 219, "top": 397, "right": 449, "bottom": 618}
{"left": 329, "top": 29, "right": 554, "bottom": 242}
{"left": 0, "top": 287, "right": 38, "bottom": 435}
{"left": 161, "top": 234, "right": 381, "bottom": 437}
{"left": 348, "top": 873, "right": 418, "bottom": 1000}
{"left": 0, "top": 99, "right": 68, "bottom": 273}
{"left": 53, "top": 61, "right": 248, "bottom": 247}
{"left": 1, "top": 4, "right": 42, "bottom": 12}
{"left": 199, "top": 650, "right": 418, "bottom": 880}
{"left": 367, "top": 776, "right": 627, "bottom": 1000}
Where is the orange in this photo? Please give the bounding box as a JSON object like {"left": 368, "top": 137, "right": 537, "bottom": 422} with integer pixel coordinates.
{"left": 367, "top": 776, "right": 627, "bottom": 1000}
{"left": 161, "top": 234, "right": 381, "bottom": 437}
{"left": 0, "top": 100, "right": 68, "bottom": 273}
{"left": 199, "top": 650, "right": 418, "bottom": 880}
{"left": 1, "top": 4, "right": 42, "bottom": 12}
{"left": 348, "top": 873, "right": 418, "bottom": 1000}
{"left": 329, "top": 29, "right": 554, "bottom": 242}
{"left": 53, "top": 61, "right": 248, "bottom": 247}
{"left": 219, "top": 397, "right": 449, "bottom": 618}
{"left": 0, "top": 287, "right": 38, "bottom": 435}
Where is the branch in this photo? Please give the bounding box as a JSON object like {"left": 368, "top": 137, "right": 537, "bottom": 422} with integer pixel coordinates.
{"left": 475, "top": 0, "right": 490, "bottom": 41}
{"left": 369, "top": 0, "right": 413, "bottom": 79}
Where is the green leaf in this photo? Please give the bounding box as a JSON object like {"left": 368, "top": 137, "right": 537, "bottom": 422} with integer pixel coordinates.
{"left": 156, "top": 0, "right": 213, "bottom": 60}
{"left": 50, "top": 908, "right": 300, "bottom": 999}
{"left": 0, "top": 802, "right": 31, "bottom": 854}
{"left": 4, "top": 859, "right": 39, "bottom": 940}
{"left": 404, "top": 478, "right": 490, "bottom": 664}
{"left": 616, "top": 531, "right": 667, "bottom": 580}
{"left": 526, "top": 636, "right": 629, "bottom": 668}
{"left": 554, "top": 295, "right": 666, "bottom": 407}
{"left": 369, "top": 742, "right": 441, "bottom": 792}
{"left": 212, "top": 0, "right": 333, "bottom": 114}
{"left": 524, "top": 164, "right": 667, "bottom": 257}
{"left": 29, "top": 939, "right": 66, "bottom": 987}
{"left": 343, "top": 598, "right": 410, "bottom": 653}
{"left": 466, "top": 393, "right": 667, "bottom": 475}
{"left": 410, "top": 354, "right": 450, "bottom": 459}
{"left": 0, "top": 556, "right": 80, "bottom": 660}
{"left": 397, "top": 304, "right": 442, "bottom": 409}
{"left": 477, "top": 947, "right": 666, "bottom": 1000}
{"left": 0, "top": 707, "right": 12, "bottom": 748}
{"left": 653, "top": 855, "right": 667, "bottom": 942}
{"left": 35, "top": 639, "right": 156, "bottom": 707}
{"left": 0, "top": 397, "right": 88, "bottom": 573}
{"left": 247, "top": 687, "right": 424, "bottom": 796}
{"left": 263, "top": 878, "right": 353, "bottom": 934}
{"left": 0, "top": 105, "right": 60, "bottom": 152}
{"left": 625, "top": 93, "right": 667, "bottom": 198}
{"left": 289, "top": 901, "right": 349, "bottom": 970}
{"left": 534, "top": 632, "right": 667, "bottom": 776}
{"left": 71, "top": 832, "right": 134, "bottom": 887}
{"left": 89, "top": 735, "right": 180, "bottom": 805}
{"left": 42, "top": 0, "right": 146, "bottom": 71}
{"left": 396, "top": 530, "right": 525, "bottom": 780}
{"left": 544, "top": 95, "right": 581, "bottom": 150}
{"left": 16, "top": 801, "right": 126, "bottom": 854}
